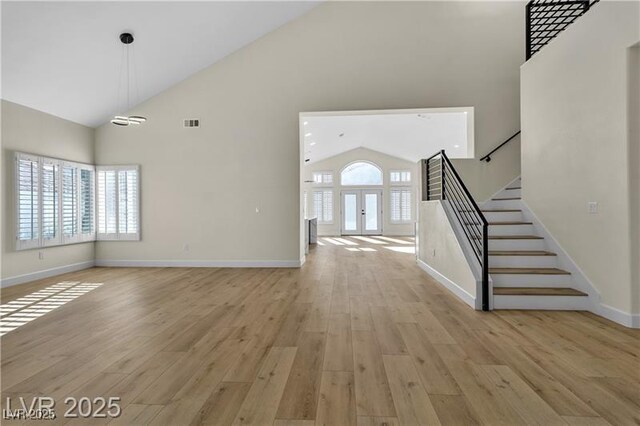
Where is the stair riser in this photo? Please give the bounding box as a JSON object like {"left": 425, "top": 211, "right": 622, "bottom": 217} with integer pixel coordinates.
{"left": 488, "top": 224, "right": 535, "bottom": 235}
{"left": 491, "top": 273, "right": 572, "bottom": 287}
{"left": 483, "top": 212, "right": 524, "bottom": 222}
{"left": 488, "top": 239, "right": 546, "bottom": 251}
{"left": 493, "top": 295, "right": 588, "bottom": 310}
{"left": 485, "top": 199, "right": 522, "bottom": 210}
{"left": 489, "top": 256, "right": 558, "bottom": 268}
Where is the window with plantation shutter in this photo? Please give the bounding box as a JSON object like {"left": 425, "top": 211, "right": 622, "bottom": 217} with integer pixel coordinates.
{"left": 41, "top": 159, "right": 61, "bottom": 246}
{"left": 313, "top": 190, "right": 333, "bottom": 223}
{"left": 16, "top": 154, "right": 40, "bottom": 250}
{"left": 62, "top": 164, "right": 79, "bottom": 243}
{"left": 390, "top": 188, "right": 412, "bottom": 223}
{"left": 15, "top": 152, "right": 96, "bottom": 250}
{"left": 80, "top": 167, "right": 95, "bottom": 240}
{"left": 97, "top": 165, "right": 140, "bottom": 241}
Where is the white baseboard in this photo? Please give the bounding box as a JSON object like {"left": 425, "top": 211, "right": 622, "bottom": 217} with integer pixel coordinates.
{"left": 94, "top": 259, "right": 303, "bottom": 268}
{"left": 595, "top": 303, "right": 640, "bottom": 329}
{"left": 417, "top": 259, "right": 475, "bottom": 308}
{"left": 1, "top": 261, "right": 95, "bottom": 288}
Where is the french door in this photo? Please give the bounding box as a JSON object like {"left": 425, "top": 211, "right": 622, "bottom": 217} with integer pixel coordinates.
{"left": 341, "top": 189, "right": 382, "bottom": 235}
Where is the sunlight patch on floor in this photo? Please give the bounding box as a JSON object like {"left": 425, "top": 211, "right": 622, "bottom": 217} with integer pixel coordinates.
{"left": 0, "top": 282, "right": 103, "bottom": 336}
{"left": 383, "top": 246, "right": 416, "bottom": 254}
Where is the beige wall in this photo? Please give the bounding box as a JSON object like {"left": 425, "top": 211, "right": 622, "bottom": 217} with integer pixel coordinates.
{"left": 94, "top": 1, "right": 525, "bottom": 265}
{"left": 1, "top": 100, "right": 95, "bottom": 280}
{"left": 521, "top": 1, "right": 640, "bottom": 315}
{"left": 417, "top": 201, "right": 478, "bottom": 306}
{"left": 629, "top": 44, "right": 640, "bottom": 314}
{"left": 303, "top": 148, "right": 418, "bottom": 236}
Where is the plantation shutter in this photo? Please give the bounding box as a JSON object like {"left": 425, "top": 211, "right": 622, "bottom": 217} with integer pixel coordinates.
{"left": 390, "top": 190, "right": 401, "bottom": 222}
{"left": 390, "top": 188, "right": 412, "bottom": 222}
{"left": 16, "top": 154, "right": 40, "bottom": 249}
{"left": 80, "top": 167, "right": 95, "bottom": 240}
{"left": 323, "top": 190, "right": 333, "bottom": 222}
{"left": 41, "top": 158, "right": 61, "bottom": 246}
{"left": 97, "top": 165, "right": 140, "bottom": 240}
{"left": 62, "top": 164, "right": 79, "bottom": 243}
{"left": 118, "top": 168, "right": 139, "bottom": 238}
{"left": 401, "top": 189, "right": 411, "bottom": 221}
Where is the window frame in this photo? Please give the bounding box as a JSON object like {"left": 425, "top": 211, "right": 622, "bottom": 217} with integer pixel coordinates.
{"left": 312, "top": 171, "right": 333, "bottom": 186}
{"left": 340, "top": 161, "right": 384, "bottom": 186}
{"left": 390, "top": 170, "right": 411, "bottom": 185}
{"left": 390, "top": 187, "right": 413, "bottom": 223}
{"left": 96, "top": 165, "right": 141, "bottom": 241}
{"left": 14, "top": 152, "right": 97, "bottom": 251}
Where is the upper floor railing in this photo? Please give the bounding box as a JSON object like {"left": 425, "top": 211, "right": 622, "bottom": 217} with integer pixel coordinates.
{"left": 422, "top": 150, "right": 489, "bottom": 311}
{"left": 526, "top": 0, "right": 599, "bottom": 60}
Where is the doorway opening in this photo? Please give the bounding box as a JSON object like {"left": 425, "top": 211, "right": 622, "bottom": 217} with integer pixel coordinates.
{"left": 298, "top": 107, "right": 474, "bottom": 261}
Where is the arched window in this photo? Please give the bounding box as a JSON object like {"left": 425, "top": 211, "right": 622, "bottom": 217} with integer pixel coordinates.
{"left": 341, "top": 161, "right": 383, "bottom": 186}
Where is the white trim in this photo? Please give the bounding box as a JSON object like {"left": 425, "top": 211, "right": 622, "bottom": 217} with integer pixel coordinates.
{"left": 1, "top": 261, "right": 95, "bottom": 288}
{"left": 595, "top": 304, "right": 640, "bottom": 329}
{"left": 94, "top": 259, "right": 303, "bottom": 268}
{"left": 417, "top": 259, "right": 476, "bottom": 308}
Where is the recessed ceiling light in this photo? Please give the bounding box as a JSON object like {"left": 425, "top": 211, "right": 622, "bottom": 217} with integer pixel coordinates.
{"left": 305, "top": 133, "right": 312, "bottom": 137}
{"left": 454, "top": 144, "right": 460, "bottom": 148}
{"left": 303, "top": 121, "right": 308, "bottom": 126}
{"left": 310, "top": 142, "right": 316, "bottom": 146}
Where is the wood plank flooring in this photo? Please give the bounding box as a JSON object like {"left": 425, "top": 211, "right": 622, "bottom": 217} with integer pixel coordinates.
{"left": 1, "top": 235, "right": 639, "bottom": 425}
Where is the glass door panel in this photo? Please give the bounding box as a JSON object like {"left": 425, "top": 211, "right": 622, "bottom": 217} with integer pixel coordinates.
{"left": 362, "top": 190, "right": 382, "bottom": 235}
{"left": 342, "top": 191, "right": 360, "bottom": 235}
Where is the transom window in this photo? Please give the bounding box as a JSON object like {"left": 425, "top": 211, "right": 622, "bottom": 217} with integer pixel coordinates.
{"left": 390, "top": 170, "right": 411, "bottom": 184}
{"left": 340, "top": 161, "right": 383, "bottom": 186}
{"left": 313, "top": 171, "right": 333, "bottom": 185}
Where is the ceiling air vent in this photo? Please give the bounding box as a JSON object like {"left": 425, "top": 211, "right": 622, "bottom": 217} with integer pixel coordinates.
{"left": 184, "top": 119, "right": 200, "bottom": 128}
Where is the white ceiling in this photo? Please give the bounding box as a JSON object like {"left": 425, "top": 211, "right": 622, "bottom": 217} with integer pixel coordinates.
{"left": 1, "top": 1, "right": 319, "bottom": 127}
{"left": 301, "top": 108, "right": 474, "bottom": 164}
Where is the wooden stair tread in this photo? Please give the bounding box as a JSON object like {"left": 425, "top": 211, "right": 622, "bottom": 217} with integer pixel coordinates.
{"left": 464, "top": 221, "right": 532, "bottom": 225}
{"left": 489, "top": 221, "right": 532, "bottom": 225}
{"left": 489, "top": 267, "right": 571, "bottom": 275}
{"left": 475, "top": 235, "right": 543, "bottom": 240}
{"left": 493, "top": 287, "right": 587, "bottom": 296}
{"left": 492, "top": 197, "right": 521, "bottom": 201}
{"left": 489, "top": 250, "right": 557, "bottom": 256}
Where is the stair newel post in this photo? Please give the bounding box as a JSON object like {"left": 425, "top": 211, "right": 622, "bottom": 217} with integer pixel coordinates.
{"left": 482, "top": 221, "right": 489, "bottom": 311}
{"left": 440, "top": 150, "right": 446, "bottom": 201}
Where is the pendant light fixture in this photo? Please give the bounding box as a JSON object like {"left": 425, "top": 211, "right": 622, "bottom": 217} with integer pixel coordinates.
{"left": 111, "top": 32, "right": 147, "bottom": 126}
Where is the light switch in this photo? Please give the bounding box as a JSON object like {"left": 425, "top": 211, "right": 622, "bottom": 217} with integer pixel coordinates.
{"left": 588, "top": 202, "right": 598, "bottom": 214}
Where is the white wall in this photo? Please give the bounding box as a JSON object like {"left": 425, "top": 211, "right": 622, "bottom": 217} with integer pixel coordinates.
{"left": 1, "top": 100, "right": 95, "bottom": 282}
{"left": 94, "top": 1, "right": 524, "bottom": 266}
{"left": 303, "top": 147, "right": 418, "bottom": 236}
{"left": 521, "top": 1, "right": 640, "bottom": 316}
{"left": 416, "top": 201, "right": 478, "bottom": 308}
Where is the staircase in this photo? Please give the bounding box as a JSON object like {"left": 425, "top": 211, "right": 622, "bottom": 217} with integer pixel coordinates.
{"left": 482, "top": 179, "right": 589, "bottom": 310}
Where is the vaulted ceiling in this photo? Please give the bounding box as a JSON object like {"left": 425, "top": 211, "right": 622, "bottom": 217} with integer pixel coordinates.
{"left": 1, "top": 1, "right": 319, "bottom": 127}
{"left": 302, "top": 109, "right": 474, "bottom": 164}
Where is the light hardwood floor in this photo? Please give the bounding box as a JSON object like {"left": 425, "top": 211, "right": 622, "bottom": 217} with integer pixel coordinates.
{"left": 1, "top": 236, "right": 639, "bottom": 425}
